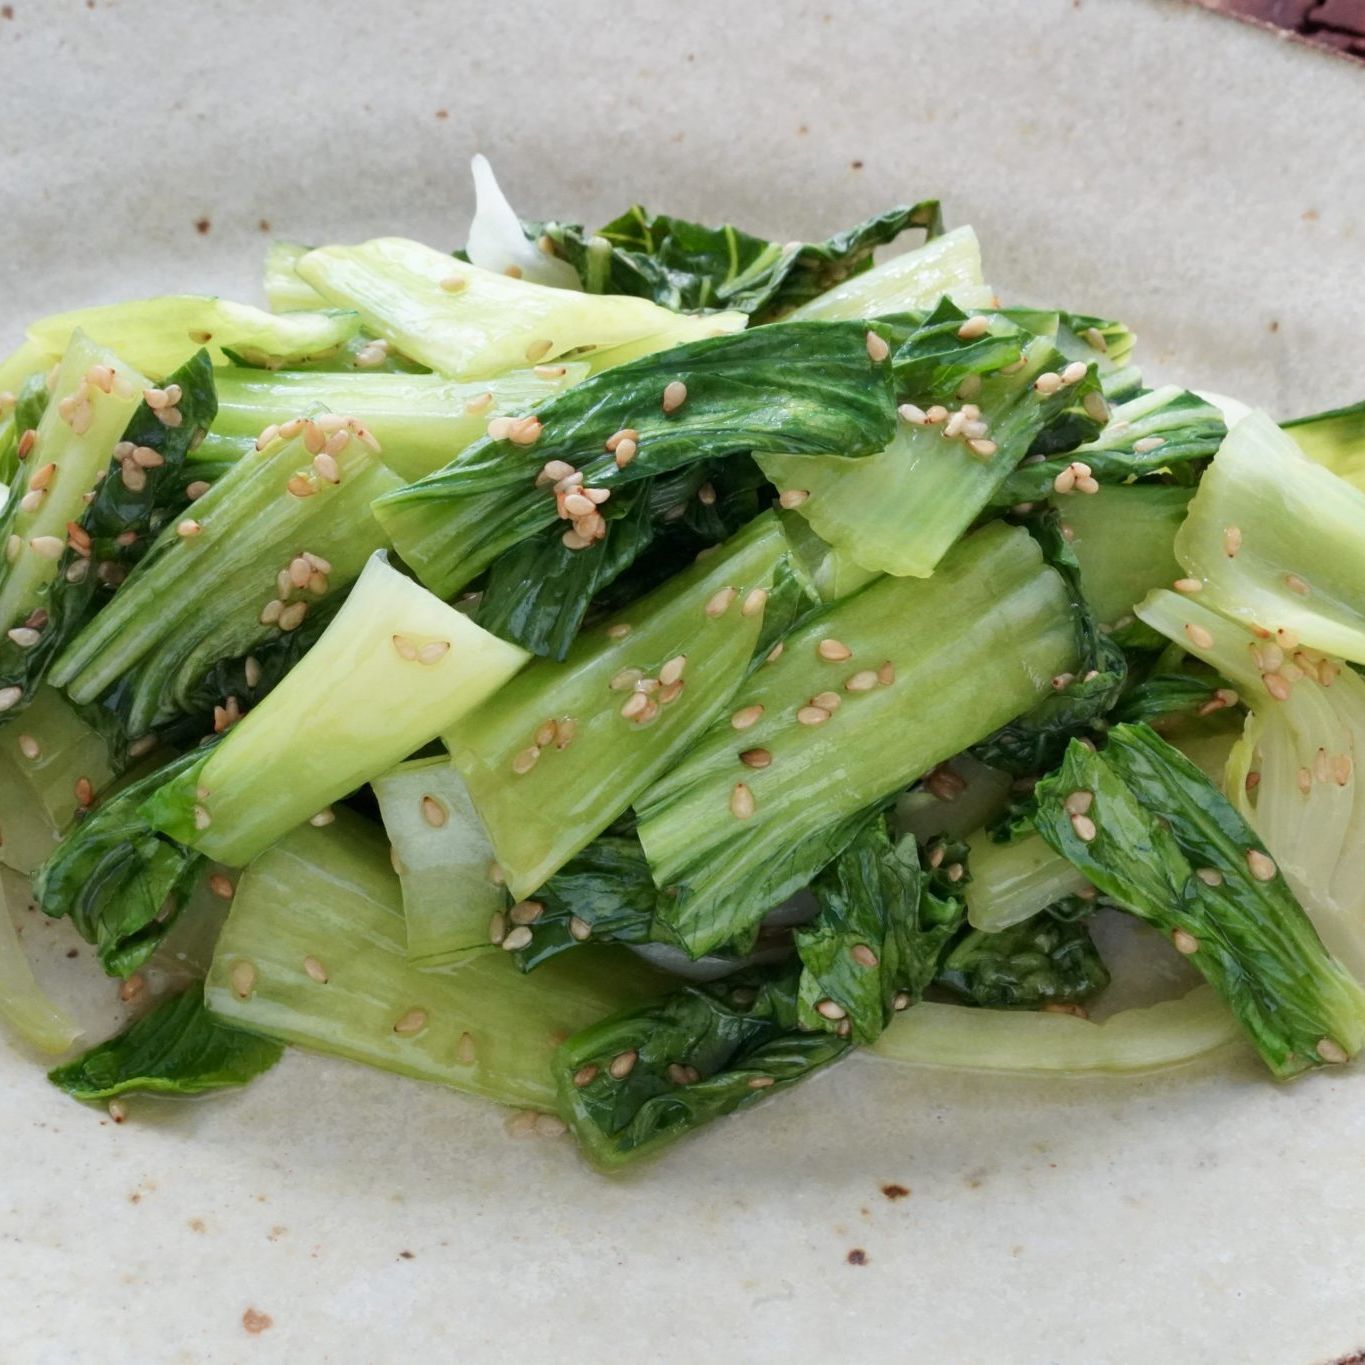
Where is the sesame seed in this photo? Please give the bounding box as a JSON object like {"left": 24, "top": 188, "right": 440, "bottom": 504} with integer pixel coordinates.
{"left": 968, "top": 438, "right": 998, "bottom": 459}
{"left": 667, "top": 1063, "right": 700, "bottom": 1086}
{"left": 1061, "top": 361, "right": 1088, "bottom": 385}
{"left": 605, "top": 623, "right": 632, "bottom": 641}
{"left": 1082, "top": 391, "right": 1110, "bottom": 423}
{"left": 1246, "top": 849, "right": 1277, "bottom": 881}
{"left": 662, "top": 380, "right": 688, "bottom": 413}
{"left": 957, "top": 315, "right": 990, "bottom": 340}
{"left": 1318, "top": 1038, "right": 1349, "bottom": 1065}
{"left": 1173, "top": 578, "right": 1203, "bottom": 595}
{"left": 609, "top": 668, "right": 645, "bottom": 693}
{"left": 525, "top": 339, "right": 553, "bottom": 362}
{"left": 844, "top": 669, "right": 878, "bottom": 692}
{"left": 509, "top": 900, "right": 544, "bottom": 926}
{"left": 898, "top": 403, "right": 929, "bottom": 425}
{"left": 1184, "top": 623, "right": 1214, "bottom": 651}
{"left": 622, "top": 691, "right": 653, "bottom": 721}
{"left": 797, "top": 704, "right": 831, "bottom": 726}
{"left": 7, "top": 626, "right": 39, "bottom": 648}
{"left": 17, "top": 734, "right": 40, "bottom": 760}
{"left": 924, "top": 405, "right": 948, "bottom": 424}
{"left": 502, "top": 926, "right": 533, "bottom": 952}
{"left": 739, "top": 748, "right": 772, "bottom": 769}
{"left": 1221, "top": 525, "right": 1243, "bottom": 557}
{"left": 698, "top": 482, "right": 717, "bottom": 506}
{"left": 512, "top": 746, "right": 540, "bottom": 774}
{"left": 573, "top": 1064, "right": 600, "bottom": 1087}
{"left": 815, "top": 998, "right": 846, "bottom": 1021}
{"left": 1082, "top": 326, "right": 1109, "bottom": 352}
{"left": 17, "top": 490, "right": 42, "bottom": 514}
{"left": 1264, "top": 673, "right": 1292, "bottom": 702}
{"left": 659, "top": 654, "right": 687, "bottom": 686}
{"left": 568, "top": 916, "right": 592, "bottom": 941}
{"left": 278, "top": 601, "right": 308, "bottom": 632}
{"left": 766, "top": 642, "right": 785, "bottom": 665}
{"left": 559, "top": 528, "right": 590, "bottom": 550}
{"left": 658, "top": 680, "right": 685, "bottom": 704}
{"left": 439, "top": 274, "right": 467, "bottom": 292}
{"left": 393, "top": 1008, "right": 428, "bottom": 1036}
{"left": 186, "top": 480, "right": 211, "bottom": 500}
{"left": 229, "top": 960, "right": 256, "bottom": 999}
{"left": 877, "top": 661, "right": 895, "bottom": 686}
{"left": 1053, "top": 467, "right": 1077, "bottom": 494}
{"left": 705, "top": 586, "right": 736, "bottom": 618}
{"left": 605, "top": 429, "right": 639, "bottom": 453}
{"left": 778, "top": 489, "right": 809, "bottom": 509}
{"left": 455, "top": 1032, "right": 477, "bottom": 1065}
{"left": 818, "top": 638, "right": 852, "bottom": 662}
{"left": 1297, "top": 766, "right": 1313, "bottom": 795}
{"left": 1064, "top": 790, "right": 1094, "bottom": 816}
{"left": 562, "top": 491, "right": 595, "bottom": 517}
{"left": 613, "top": 438, "right": 638, "bottom": 468}
{"left": 747, "top": 1075, "right": 776, "bottom": 1090}
{"left": 285, "top": 473, "right": 316, "bottom": 499}
{"left": 1334, "top": 755, "right": 1353, "bottom": 785}
{"left": 850, "top": 944, "right": 879, "bottom": 968}
{"left": 311, "top": 451, "right": 341, "bottom": 484}
{"left": 1070, "top": 813, "right": 1097, "bottom": 842}
{"left": 741, "top": 587, "right": 768, "bottom": 618}
{"left": 1284, "top": 573, "right": 1310, "bottom": 596}
{"left": 486, "top": 416, "right": 515, "bottom": 441}
{"left": 16, "top": 429, "right": 35, "bottom": 460}
{"left": 956, "top": 374, "right": 982, "bottom": 401}
{"left": 1034, "top": 372, "right": 1063, "bottom": 396}
{"left": 730, "top": 782, "right": 756, "bottom": 819}
{"left": 28, "top": 461, "right": 56, "bottom": 492}
{"left": 946, "top": 862, "right": 965, "bottom": 882}
{"left": 811, "top": 691, "right": 841, "bottom": 711}
{"left": 1169, "top": 928, "right": 1200, "bottom": 956}
{"left": 583, "top": 487, "right": 611, "bottom": 506}
{"left": 507, "top": 416, "right": 543, "bottom": 446}
{"left": 865, "top": 331, "right": 890, "bottom": 362}
{"left": 73, "top": 776, "right": 94, "bottom": 807}
{"left": 608, "top": 1049, "right": 638, "bottom": 1079}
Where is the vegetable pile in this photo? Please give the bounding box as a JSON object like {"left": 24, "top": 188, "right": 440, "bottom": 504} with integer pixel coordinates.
{"left": 4, "top": 158, "right": 1365, "bottom": 1170}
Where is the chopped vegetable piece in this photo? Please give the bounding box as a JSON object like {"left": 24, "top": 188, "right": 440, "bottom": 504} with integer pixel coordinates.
{"left": 372, "top": 756, "right": 502, "bottom": 968}
{"left": 27, "top": 297, "right": 361, "bottom": 379}
{"left": 262, "top": 241, "right": 329, "bottom": 311}
{"left": 638, "top": 523, "right": 1078, "bottom": 957}
{"left": 448, "top": 512, "right": 785, "bottom": 900}
{"left": 48, "top": 982, "right": 282, "bottom": 1100}
{"left": 936, "top": 913, "right": 1110, "bottom": 1008}
{"left": 965, "top": 829, "right": 1092, "bottom": 933}
{"left": 0, "top": 871, "right": 81, "bottom": 1053}
{"left": 1283, "top": 397, "right": 1365, "bottom": 490}
{"left": 143, "top": 552, "right": 528, "bottom": 866}
{"left": 1034, "top": 723, "right": 1365, "bottom": 1078}
{"left": 871, "top": 986, "right": 1239, "bottom": 1074}
{"left": 203, "top": 814, "right": 667, "bottom": 1110}
{"left": 468, "top": 154, "right": 583, "bottom": 289}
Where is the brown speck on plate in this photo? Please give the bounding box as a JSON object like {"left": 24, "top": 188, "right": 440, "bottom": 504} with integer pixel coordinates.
{"left": 435, "top": 108, "right": 448, "bottom": 120}
{"left": 194, "top": 217, "right": 211, "bottom": 235}
{"left": 881, "top": 1183, "right": 910, "bottom": 1201}
{"left": 850, "top": 159, "right": 864, "bottom": 170}
{"left": 398, "top": 1250, "right": 415, "bottom": 1260}
{"left": 846, "top": 1248, "right": 868, "bottom": 1266}
{"left": 1, "top": 6, "right": 13, "bottom": 18}
{"left": 187, "top": 1218, "right": 206, "bottom": 1234}
{"left": 242, "top": 1308, "right": 273, "bottom": 1335}
{"left": 258, "top": 218, "right": 271, "bottom": 233}
{"left": 65, "top": 947, "right": 77, "bottom": 958}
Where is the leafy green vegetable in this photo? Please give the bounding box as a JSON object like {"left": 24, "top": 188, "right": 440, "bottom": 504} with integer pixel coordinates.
{"left": 0, "top": 871, "right": 81, "bottom": 1053}
{"left": 794, "top": 813, "right": 964, "bottom": 1043}
{"left": 371, "top": 755, "right": 502, "bottom": 968}
{"left": 1034, "top": 723, "right": 1365, "bottom": 1077}
{"left": 758, "top": 302, "right": 1091, "bottom": 579}
{"left": 537, "top": 199, "right": 941, "bottom": 318}
{"left": 994, "top": 385, "right": 1225, "bottom": 506}
{"left": 448, "top": 512, "right": 786, "bottom": 900}
{"left": 1055, "top": 311, "right": 1141, "bottom": 403}
{"left": 27, "top": 297, "right": 362, "bottom": 380}
{"left": 637, "top": 523, "right": 1078, "bottom": 957}
{"left": 144, "top": 551, "right": 528, "bottom": 867}
{"left": 48, "top": 982, "right": 282, "bottom": 1100}
{"left": 1170, "top": 410, "right": 1365, "bottom": 663}
{"left": 51, "top": 413, "right": 399, "bottom": 736}
{"left": 964, "top": 828, "right": 1091, "bottom": 933}
{"left": 203, "top": 813, "right": 668, "bottom": 1112}
{"left": 210, "top": 365, "right": 586, "bottom": 483}
{"left": 33, "top": 751, "right": 206, "bottom": 977}
{"left": 262, "top": 241, "right": 329, "bottom": 311}
{"left": 935, "top": 913, "right": 1110, "bottom": 1008}
{"left": 554, "top": 962, "right": 852, "bottom": 1170}
{"left": 1283, "top": 397, "right": 1365, "bottom": 490}
{"left": 871, "top": 984, "right": 1239, "bottom": 1074}
{"left": 373, "top": 320, "right": 900, "bottom": 600}
{"left": 296, "top": 236, "right": 734, "bottom": 381}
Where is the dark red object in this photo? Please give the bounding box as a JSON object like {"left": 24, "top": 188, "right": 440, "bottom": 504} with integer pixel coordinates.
{"left": 1191, "top": 0, "right": 1365, "bottom": 59}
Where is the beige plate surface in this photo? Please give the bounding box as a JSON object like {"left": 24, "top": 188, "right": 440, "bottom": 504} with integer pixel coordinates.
{"left": 2, "top": 2, "right": 1364, "bottom": 1362}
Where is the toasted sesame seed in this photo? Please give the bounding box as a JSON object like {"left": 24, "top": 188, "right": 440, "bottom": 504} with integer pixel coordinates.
{"left": 1246, "top": 849, "right": 1277, "bottom": 881}
{"left": 877, "top": 661, "right": 895, "bottom": 686}
{"left": 659, "top": 654, "right": 687, "bottom": 687}
{"left": 1318, "top": 1038, "right": 1349, "bottom": 1065}
{"left": 957, "top": 315, "right": 990, "bottom": 340}
{"left": 28, "top": 534, "right": 65, "bottom": 561}
{"left": 777, "top": 489, "right": 809, "bottom": 509}
{"left": 1284, "top": 573, "right": 1310, "bottom": 596}
{"left": 502, "top": 925, "right": 533, "bottom": 952}
{"left": 524, "top": 339, "right": 553, "bottom": 363}
{"left": 512, "top": 746, "right": 540, "bottom": 775}
{"left": 766, "top": 642, "right": 784, "bottom": 665}
{"left": 229, "top": 960, "right": 256, "bottom": 999}
{"left": 561, "top": 528, "right": 592, "bottom": 550}
{"left": 606, "top": 623, "right": 632, "bottom": 640}
{"left": 898, "top": 403, "right": 929, "bottom": 425}
{"left": 818, "top": 638, "right": 852, "bottom": 662}
{"left": 667, "top": 1063, "right": 700, "bottom": 1086}
{"left": 0, "top": 686, "right": 23, "bottom": 712}
{"left": 1070, "top": 813, "right": 1097, "bottom": 842}
{"left": 612, "top": 437, "right": 638, "bottom": 469}
{"left": 1061, "top": 361, "right": 1088, "bottom": 385}
{"left": 455, "top": 1032, "right": 478, "bottom": 1065}
{"left": 967, "top": 438, "right": 998, "bottom": 458}
{"left": 1334, "top": 754, "right": 1353, "bottom": 786}
{"left": 850, "top": 944, "right": 879, "bottom": 968}
{"left": 17, "top": 734, "right": 40, "bottom": 760}
{"left": 1219, "top": 525, "right": 1243, "bottom": 558}
{"left": 697, "top": 481, "right": 717, "bottom": 507}
{"left": 568, "top": 915, "right": 592, "bottom": 941}
{"left": 485, "top": 910, "right": 509, "bottom": 946}
{"left": 562, "top": 491, "right": 595, "bottom": 518}
{"left": 28, "top": 461, "right": 56, "bottom": 492}
{"left": 509, "top": 900, "right": 544, "bottom": 927}
{"left": 1082, "top": 326, "right": 1109, "bottom": 352}
{"left": 278, "top": 601, "right": 308, "bottom": 632}
{"left": 7, "top": 626, "right": 39, "bottom": 648}
{"left": 815, "top": 998, "right": 846, "bottom": 1021}
{"left": 1184, "top": 623, "right": 1214, "bottom": 651}
{"left": 393, "top": 1007, "right": 428, "bottom": 1036}
{"left": 583, "top": 487, "right": 611, "bottom": 506}
{"left": 1264, "top": 673, "right": 1292, "bottom": 702}
{"left": 16, "top": 429, "right": 36, "bottom": 460}
{"left": 865, "top": 331, "right": 890, "bottom": 362}
{"left": 746, "top": 1075, "right": 776, "bottom": 1090}
{"left": 507, "top": 416, "right": 543, "bottom": 446}
{"left": 943, "top": 411, "right": 968, "bottom": 439}
{"left": 796, "top": 704, "right": 831, "bottom": 726}
{"left": 811, "top": 691, "right": 841, "bottom": 712}
{"left": 661, "top": 380, "right": 688, "bottom": 414}
{"left": 1297, "top": 766, "right": 1314, "bottom": 794}
{"left": 620, "top": 691, "right": 650, "bottom": 720}
{"left": 1064, "top": 790, "right": 1094, "bottom": 816}
{"left": 74, "top": 776, "right": 94, "bottom": 807}
{"left": 1168, "top": 928, "right": 1200, "bottom": 956}
{"left": 705, "top": 586, "right": 736, "bottom": 618}
{"left": 573, "top": 1064, "right": 599, "bottom": 1087}
{"left": 439, "top": 274, "right": 467, "bottom": 292}
{"left": 739, "top": 748, "right": 772, "bottom": 769}
{"left": 106, "top": 1099, "right": 128, "bottom": 1123}
{"left": 186, "top": 479, "right": 211, "bottom": 500}
{"left": 924, "top": 405, "right": 949, "bottom": 424}
{"left": 730, "top": 782, "right": 756, "bottom": 819}
{"left": 312, "top": 451, "right": 341, "bottom": 484}
{"left": 416, "top": 794, "right": 448, "bottom": 829}
{"left": 308, "top": 808, "right": 334, "bottom": 827}
{"left": 1053, "top": 466, "right": 1077, "bottom": 494}
{"left": 1083, "top": 391, "right": 1110, "bottom": 423}
{"left": 1035, "top": 372, "right": 1063, "bottom": 396}
{"left": 17, "top": 489, "right": 42, "bottom": 514}
{"left": 486, "top": 416, "right": 515, "bottom": 442}
{"left": 956, "top": 373, "right": 981, "bottom": 401}
{"left": 609, "top": 668, "right": 644, "bottom": 692}
{"left": 844, "top": 669, "right": 879, "bottom": 692}
{"left": 658, "top": 679, "right": 685, "bottom": 704}
{"left": 285, "top": 473, "right": 316, "bottom": 499}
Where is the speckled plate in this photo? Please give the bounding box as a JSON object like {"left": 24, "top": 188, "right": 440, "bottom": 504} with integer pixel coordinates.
{"left": 3, "top": 3, "right": 1364, "bottom": 1362}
